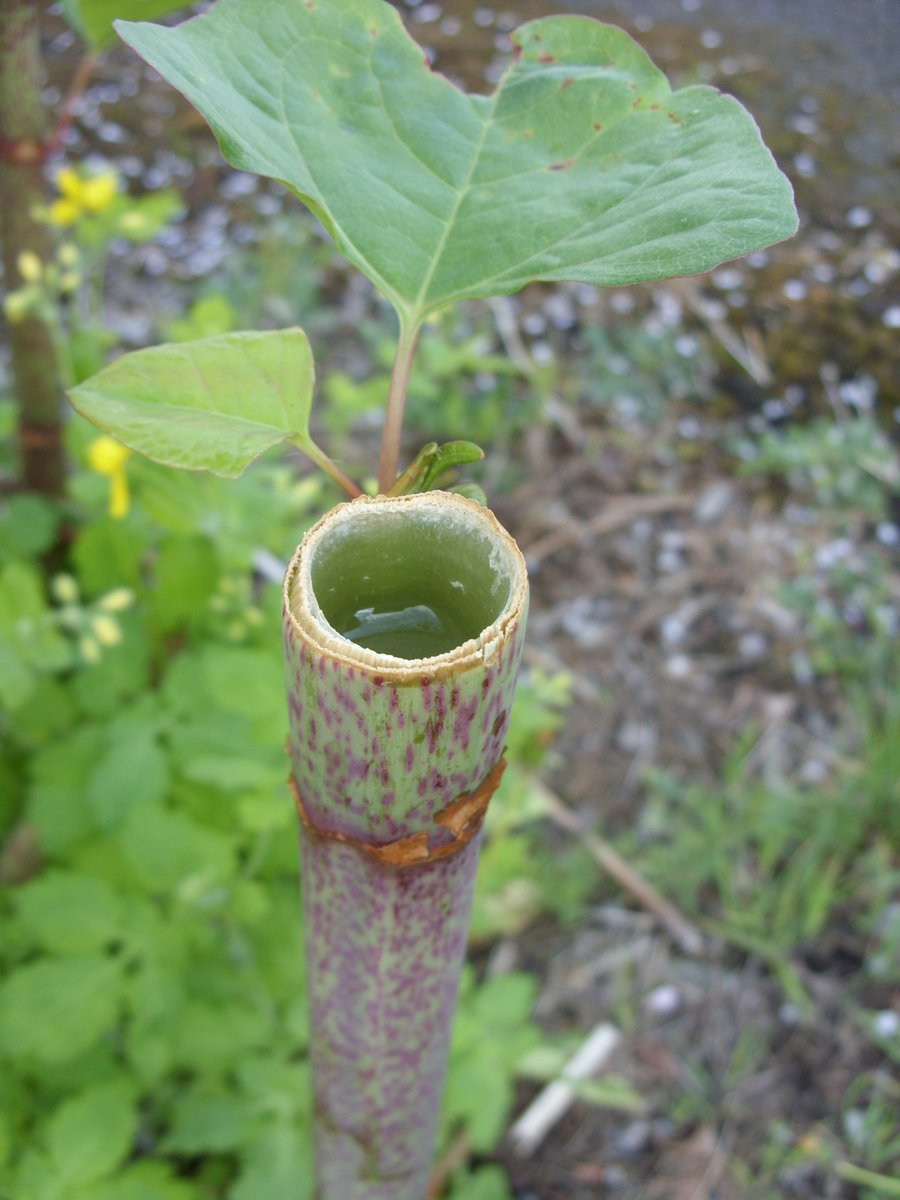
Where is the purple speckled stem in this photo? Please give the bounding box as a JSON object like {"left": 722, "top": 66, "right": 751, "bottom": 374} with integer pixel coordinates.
{"left": 282, "top": 493, "right": 528, "bottom": 1200}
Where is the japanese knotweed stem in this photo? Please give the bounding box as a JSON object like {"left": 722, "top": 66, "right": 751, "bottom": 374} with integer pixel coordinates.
{"left": 282, "top": 492, "right": 528, "bottom": 1200}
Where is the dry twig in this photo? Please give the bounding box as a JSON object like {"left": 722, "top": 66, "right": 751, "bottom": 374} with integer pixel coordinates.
{"left": 534, "top": 780, "right": 705, "bottom": 956}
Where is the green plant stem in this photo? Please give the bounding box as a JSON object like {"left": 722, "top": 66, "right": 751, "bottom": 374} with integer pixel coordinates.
{"left": 377, "top": 321, "right": 420, "bottom": 494}
{"left": 298, "top": 438, "right": 362, "bottom": 499}
{"left": 836, "top": 1162, "right": 900, "bottom": 1196}
{"left": 0, "top": 0, "right": 66, "bottom": 497}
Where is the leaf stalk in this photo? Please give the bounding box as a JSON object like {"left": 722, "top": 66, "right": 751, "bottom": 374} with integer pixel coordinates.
{"left": 378, "top": 321, "right": 420, "bottom": 494}
{"left": 299, "top": 438, "right": 363, "bottom": 499}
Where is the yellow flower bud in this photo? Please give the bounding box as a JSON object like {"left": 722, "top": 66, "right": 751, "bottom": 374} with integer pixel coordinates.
{"left": 79, "top": 635, "right": 102, "bottom": 664}
{"left": 91, "top": 614, "right": 122, "bottom": 646}
{"left": 57, "top": 242, "right": 80, "bottom": 268}
{"left": 58, "top": 270, "right": 81, "bottom": 294}
{"left": 51, "top": 574, "right": 80, "bottom": 604}
{"left": 16, "top": 250, "right": 42, "bottom": 283}
{"left": 99, "top": 587, "right": 134, "bottom": 612}
{"left": 118, "top": 210, "right": 149, "bottom": 235}
{"left": 2, "top": 290, "right": 31, "bottom": 324}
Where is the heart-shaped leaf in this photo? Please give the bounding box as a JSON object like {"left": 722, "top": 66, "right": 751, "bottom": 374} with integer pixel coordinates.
{"left": 116, "top": 0, "right": 796, "bottom": 334}
{"left": 69, "top": 330, "right": 316, "bottom": 478}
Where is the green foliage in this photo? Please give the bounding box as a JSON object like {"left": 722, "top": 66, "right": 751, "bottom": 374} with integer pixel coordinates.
{"left": 443, "top": 969, "right": 541, "bottom": 1152}
{"left": 623, "top": 720, "right": 900, "bottom": 1011}
{"left": 321, "top": 309, "right": 534, "bottom": 447}
{"left": 736, "top": 415, "right": 899, "bottom": 519}
{"left": 117, "top": 0, "right": 796, "bottom": 331}
{"left": 69, "top": 0, "right": 795, "bottom": 492}
{"left": 0, "top": 442, "right": 581, "bottom": 1197}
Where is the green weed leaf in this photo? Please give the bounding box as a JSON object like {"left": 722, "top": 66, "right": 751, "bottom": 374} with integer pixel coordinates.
{"left": 117, "top": 0, "right": 797, "bottom": 332}
{"left": 163, "top": 1090, "right": 256, "bottom": 1154}
{"left": 88, "top": 724, "right": 169, "bottom": 829}
{"left": 88, "top": 1161, "right": 196, "bottom": 1200}
{"left": 69, "top": 330, "right": 317, "bottom": 478}
{"left": 0, "top": 956, "right": 122, "bottom": 1063}
{"left": 62, "top": 0, "right": 186, "bottom": 50}
{"left": 230, "top": 1120, "right": 314, "bottom": 1200}
{"left": 119, "top": 804, "right": 234, "bottom": 894}
{"left": 15, "top": 871, "right": 123, "bottom": 954}
{"left": 46, "top": 1080, "right": 137, "bottom": 1188}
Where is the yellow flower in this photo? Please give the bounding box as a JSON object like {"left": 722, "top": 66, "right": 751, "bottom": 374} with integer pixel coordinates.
{"left": 17, "top": 251, "right": 42, "bottom": 283}
{"left": 87, "top": 435, "right": 132, "bottom": 519}
{"left": 56, "top": 167, "right": 82, "bottom": 200}
{"left": 81, "top": 174, "right": 117, "bottom": 213}
{"left": 49, "top": 198, "right": 80, "bottom": 227}
{"left": 50, "top": 167, "right": 118, "bottom": 227}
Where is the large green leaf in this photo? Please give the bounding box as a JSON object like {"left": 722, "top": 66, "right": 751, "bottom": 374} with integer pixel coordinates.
{"left": 68, "top": 330, "right": 316, "bottom": 478}
{"left": 62, "top": 0, "right": 186, "bottom": 50}
{"left": 117, "top": 0, "right": 797, "bottom": 331}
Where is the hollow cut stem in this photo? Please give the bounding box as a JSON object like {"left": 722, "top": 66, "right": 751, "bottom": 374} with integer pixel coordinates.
{"left": 282, "top": 492, "right": 529, "bottom": 1199}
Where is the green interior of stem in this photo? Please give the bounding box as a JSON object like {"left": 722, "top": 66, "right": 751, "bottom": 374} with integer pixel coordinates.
{"left": 310, "top": 509, "right": 511, "bottom": 659}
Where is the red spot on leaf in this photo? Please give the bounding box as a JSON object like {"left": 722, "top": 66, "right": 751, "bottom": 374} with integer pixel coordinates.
{"left": 492, "top": 713, "right": 506, "bottom": 737}
{"left": 549, "top": 158, "right": 575, "bottom": 171}
{"left": 538, "top": 52, "right": 556, "bottom": 64}
{"left": 560, "top": 77, "right": 573, "bottom": 90}
{"left": 512, "top": 41, "right": 522, "bottom": 62}
{"left": 593, "top": 122, "right": 602, "bottom": 131}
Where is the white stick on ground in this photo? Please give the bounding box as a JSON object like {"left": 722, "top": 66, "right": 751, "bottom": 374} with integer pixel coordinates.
{"left": 509, "top": 1022, "right": 622, "bottom": 1157}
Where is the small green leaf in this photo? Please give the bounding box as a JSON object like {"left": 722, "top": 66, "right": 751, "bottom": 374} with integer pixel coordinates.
{"left": 0, "top": 641, "right": 34, "bottom": 710}
{"left": 61, "top": 0, "right": 186, "bottom": 49}
{"left": 69, "top": 330, "right": 317, "bottom": 478}
{"left": 89, "top": 1161, "right": 196, "bottom": 1200}
{"left": 119, "top": 804, "right": 234, "bottom": 893}
{"left": 148, "top": 534, "right": 220, "bottom": 633}
{"left": 46, "top": 1079, "right": 137, "bottom": 1188}
{"left": 0, "top": 956, "right": 122, "bottom": 1063}
{"left": 16, "top": 871, "right": 123, "bottom": 954}
{"left": 163, "top": 1090, "right": 256, "bottom": 1154}
{"left": 117, "top": 0, "right": 797, "bottom": 331}
{"left": 230, "top": 1120, "right": 314, "bottom": 1200}
{"left": 388, "top": 440, "right": 484, "bottom": 495}
{"left": 87, "top": 727, "right": 169, "bottom": 829}
{"left": 570, "top": 1075, "right": 645, "bottom": 1112}
{"left": 0, "top": 494, "right": 59, "bottom": 563}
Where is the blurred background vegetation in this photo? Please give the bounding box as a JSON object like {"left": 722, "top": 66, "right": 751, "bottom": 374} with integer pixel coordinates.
{"left": 0, "top": 2, "right": 897, "bottom": 1198}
